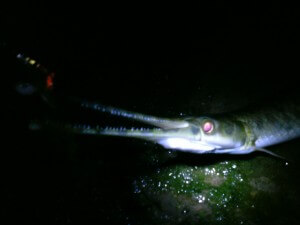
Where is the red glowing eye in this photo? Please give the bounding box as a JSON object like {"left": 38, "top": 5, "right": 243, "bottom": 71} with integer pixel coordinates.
{"left": 203, "top": 121, "right": 213, "bottom": 133}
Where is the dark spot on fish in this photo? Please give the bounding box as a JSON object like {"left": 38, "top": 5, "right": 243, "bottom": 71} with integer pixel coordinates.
{"left": 283, "top": 122, "right": 293, "bottom": 131}
{"left": 225, "top": 126, "right": 234, "bottom": 135}
{"left": 162, "top": 128, "right": 180, "bottom": 133}
{"left": 191, "top": 126, "right": 200, "bottom": 134}
{"left": 255, "top": 119, "right": 264, "bottom": 130}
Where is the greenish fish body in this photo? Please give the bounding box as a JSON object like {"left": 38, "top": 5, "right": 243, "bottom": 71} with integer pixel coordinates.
{"left": 228, "top": 103, "right": 300, "bottom": 153}
{"left": 69, "top": 100, "right": 300, "bottom": 156}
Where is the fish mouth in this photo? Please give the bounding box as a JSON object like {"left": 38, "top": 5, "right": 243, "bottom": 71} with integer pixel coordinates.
{"left": 79, "top": 100, "right": 189, "bottom": 129}
{"left": 33, "top": 99, "right": 219, "bottom": 153}
{"left": 157, "top": 138, "right": 216, "bottom": 153}
{"left": 66, "top": 101, "right": 220, "bottom": 153}
{"left": 75, "top": 125, "right": 215, "bottom": 153}
{"left": 66, "top": 100, "right": 221, "bottom": 153}
{"left": 77, "top": 125, "right": 189, "bottom": 140}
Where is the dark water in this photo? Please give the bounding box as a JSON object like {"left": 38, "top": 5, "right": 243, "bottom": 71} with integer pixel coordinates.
{"left": 2, "top": 4, "right": 300, "bottom": 225}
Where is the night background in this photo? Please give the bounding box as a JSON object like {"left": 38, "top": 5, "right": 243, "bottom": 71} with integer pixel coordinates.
{"left": 1, "top": 2, "right": 300, "bottom": 225}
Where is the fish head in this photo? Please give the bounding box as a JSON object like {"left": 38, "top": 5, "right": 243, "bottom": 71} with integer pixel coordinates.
{"left": 155, "top": 116, "right": 247, "bottom": 153}
{"left": 97, "top": 116, "right": 247, "bottom": 154}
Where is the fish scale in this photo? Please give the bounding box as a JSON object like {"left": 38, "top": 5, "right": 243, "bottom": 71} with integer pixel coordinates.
{"left": 233, "top": 103, "right": 300, "bottom": 148}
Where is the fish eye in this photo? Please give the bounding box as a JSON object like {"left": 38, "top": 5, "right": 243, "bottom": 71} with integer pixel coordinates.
{"left": 202, "top": 121, "right": 214, "bottom": 133}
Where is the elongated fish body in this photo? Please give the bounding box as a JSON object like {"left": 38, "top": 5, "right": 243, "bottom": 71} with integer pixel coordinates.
{"left": 56, "top": 99, "right": 300, "bottom": 156}
{"left": 230, "top": 103, "right": 300, "bottom": 149}
{"left": 4, "top": 44, "right": 299, "bottom": 156}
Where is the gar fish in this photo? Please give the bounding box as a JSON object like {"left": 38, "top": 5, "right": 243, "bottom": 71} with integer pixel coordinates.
{"left": 65, "top": 100, "right": 300, "bottom": 157}
{"left": 10, "top": 45, "right": 299, "bottom": 157}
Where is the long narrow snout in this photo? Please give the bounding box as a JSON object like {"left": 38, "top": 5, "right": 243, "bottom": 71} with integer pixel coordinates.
{"left": 67, "top": 101, "right": 218, "bottom": 153}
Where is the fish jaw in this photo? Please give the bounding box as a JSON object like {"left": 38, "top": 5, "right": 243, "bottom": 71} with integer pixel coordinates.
{"left": 79, "top": 100, "right": 189, "bottom": 129}
{"left": 157, "top": 138, "right": 215, "bottom": 153}
{"left": 75, "top": 124, "right": 217, "bottom": 153}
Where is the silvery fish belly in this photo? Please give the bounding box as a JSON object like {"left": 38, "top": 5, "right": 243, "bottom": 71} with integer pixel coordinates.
{"left": 63, "top": 100, "right": 300, "bottom": 157}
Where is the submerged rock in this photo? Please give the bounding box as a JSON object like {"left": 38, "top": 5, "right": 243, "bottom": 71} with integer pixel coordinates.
{"left": 130, "top": 142, "right": 300, "bottom": 225}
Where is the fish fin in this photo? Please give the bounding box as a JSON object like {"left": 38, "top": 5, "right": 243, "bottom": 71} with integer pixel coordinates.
{"left": 255, "top": 148, "right": 286, "bottom": 160}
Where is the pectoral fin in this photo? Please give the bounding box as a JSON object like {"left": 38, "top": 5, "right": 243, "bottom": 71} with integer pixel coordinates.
{"left": 255, "top": 148, "right": 286, "bottom": 160}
